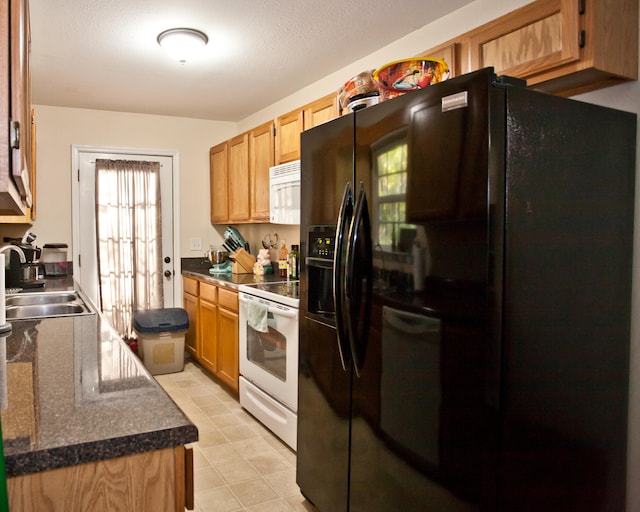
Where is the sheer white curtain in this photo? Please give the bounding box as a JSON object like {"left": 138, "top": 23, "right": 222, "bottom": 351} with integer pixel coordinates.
{"left": 95, "top": 159, "right": 164, "bottom": 339}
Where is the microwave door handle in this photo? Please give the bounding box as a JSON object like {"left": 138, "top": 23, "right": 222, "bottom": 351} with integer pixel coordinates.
{"left": 334, "top": 182, "right": 354, "bottom": 372}
{"left": 344, "top": 182, "right": 373, "bottom": 378}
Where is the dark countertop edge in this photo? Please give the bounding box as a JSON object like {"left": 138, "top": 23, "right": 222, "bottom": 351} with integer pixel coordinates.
{"left": 181, "top": 260, "right": 288, "bottom": 289}
{"left": 182, "top": 269, "right": 243, "bottom": 290}
{"left": 6, "top": 424, "right": 199, "bottom": 477}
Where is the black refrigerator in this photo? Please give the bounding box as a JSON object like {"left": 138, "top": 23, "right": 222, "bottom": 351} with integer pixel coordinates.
{"left": 297, "top": 67, "right": 636, "bottom": 512}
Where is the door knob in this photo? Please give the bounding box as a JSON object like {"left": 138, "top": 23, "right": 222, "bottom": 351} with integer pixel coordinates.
{"left": 164, "top": 256, "right": 171, "bottom": 263}
{"left": 164, "top": 270, "right": 172, "bottom": 277}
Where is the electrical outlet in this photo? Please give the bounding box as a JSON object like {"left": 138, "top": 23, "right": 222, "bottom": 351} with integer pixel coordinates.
{"left": 189, "top": 238, "right": 202, "bottom": 251}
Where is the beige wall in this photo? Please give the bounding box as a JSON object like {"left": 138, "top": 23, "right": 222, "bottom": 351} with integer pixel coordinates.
{"left": 28, "top": 106, "right": 236, "bottom": 256}
{"left": 8, "top": 0, "right": 640, "bottom": 507}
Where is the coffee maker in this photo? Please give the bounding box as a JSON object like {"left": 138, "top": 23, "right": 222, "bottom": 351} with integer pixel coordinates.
{"left": 3, "top": 232, "right": 43, "bottom": 288}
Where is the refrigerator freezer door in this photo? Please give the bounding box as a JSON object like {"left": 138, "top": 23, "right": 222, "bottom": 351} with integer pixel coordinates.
{"left": 297, "top": 113, "right": 355, "bottom": 512}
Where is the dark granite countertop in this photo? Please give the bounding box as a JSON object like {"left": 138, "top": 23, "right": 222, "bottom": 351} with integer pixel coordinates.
{"left": 0, "top": 278, "right": 198, "bottom": 477}
{"left": 181, "top": 257, "right": 286, "bottom": 289}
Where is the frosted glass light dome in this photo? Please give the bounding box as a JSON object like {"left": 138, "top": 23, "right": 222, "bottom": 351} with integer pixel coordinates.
{"left": 157, "top": 28, "right": 208, "bottom": 63}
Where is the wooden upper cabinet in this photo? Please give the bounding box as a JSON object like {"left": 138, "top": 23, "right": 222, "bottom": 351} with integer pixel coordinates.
{"left": 303, "top": 93, "right": 338, "bottom": 130}
{"left": 248, "top": 121, "right": 274, "bottom": 222}
{"left": 10, "top": 0, "right": 31, "bottom": 206}
{"left": 466, "top": 0, "right": 638, "bottom": 95}
{"left": 0, "top": 0, "right": 32, "bottom": 217}
{"left": 416, "top": 42, "right": 461, "bottom": 79}
{"left": 227, "top": 132, "right": 250, "bottom": 222}
{"left": 276, "top": 95, "right": 339, "bottom": 165}
{"left": 209, "top": 142, "right": 228, "bottom": 224}
{"left": 275, "top": 108, "right": 304, "bottom": 164}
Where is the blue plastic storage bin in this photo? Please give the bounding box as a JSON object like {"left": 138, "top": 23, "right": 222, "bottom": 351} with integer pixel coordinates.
{"left": 134, "top": 308, "right": 189, "bottom": 375}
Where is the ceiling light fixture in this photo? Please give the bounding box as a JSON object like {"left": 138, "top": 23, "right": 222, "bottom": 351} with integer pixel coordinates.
{"left": 157, "top": 28, "right": 208, "bottom": 63}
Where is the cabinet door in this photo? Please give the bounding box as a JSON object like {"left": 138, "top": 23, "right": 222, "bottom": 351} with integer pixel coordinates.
{"left": 209, "top": 142, "right": 228, "bottom": 224}
{"left": 217, "top": 307, "right": 239, "bottom": 393}
{"left": 467, "top": 0, "right": 580, "bottom": 82}
{"left": 10, "top": 0, "right": 31, "bottom": 205}
{"left": 199, "top": 299, "right": 218, "bottom": 375}
{"left": 183, "top": 276, "right": 199, "bottom": 359}
{"left": 249, "top": 121, "right": 274, "bottom": 222}
{"left": 0, "top": 0, "right": 27, "bottom": 216}
{"left": 416, "top": 42, "right": 460, "bottom": 78}
{"left": 183, "top": 291, "right": 198, "bottom": 359}
{"left": 228, "top": 132, "right": 250, "bottom": 222}
{"left": 199, "top": 282, "right": 218, "bottom": 374}
{"left": 303, "top": 93, "right": 338, "bottom": 130}
{"left": 275, "top": 108, "right": 304, "bottom": 164}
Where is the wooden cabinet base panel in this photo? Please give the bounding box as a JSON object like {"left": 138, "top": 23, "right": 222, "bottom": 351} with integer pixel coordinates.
{"left": 7, "top": 447, "right": 190, "bottom": 512}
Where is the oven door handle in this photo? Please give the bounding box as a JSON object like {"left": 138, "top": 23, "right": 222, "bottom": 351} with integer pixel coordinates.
{"left": 239, "top": 295, "right": 298, "bottom": 318}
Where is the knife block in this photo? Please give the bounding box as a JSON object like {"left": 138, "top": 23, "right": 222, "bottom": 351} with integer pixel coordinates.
{"left": 231, "top": 248, "right": 256, "bottom": 274}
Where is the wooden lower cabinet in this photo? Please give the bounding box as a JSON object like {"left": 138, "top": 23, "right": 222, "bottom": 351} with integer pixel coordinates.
{"left": 183, "top": 277, "right": 199, "bottom": 358}
{"left": 7, "top": 446, "right": 194, "bottom": 512}
{"left": 199, "top": 282, "right": 218, "bottom": 375}
{"left": 216, "top": 287, "right": 239, "bottom": 391}
{"left": 183, "top": 276, "right": 239, "bottom": 394}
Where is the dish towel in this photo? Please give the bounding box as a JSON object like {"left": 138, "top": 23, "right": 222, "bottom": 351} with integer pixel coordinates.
{"left": 247, "top": 301, "right": 269, "bottom": 333}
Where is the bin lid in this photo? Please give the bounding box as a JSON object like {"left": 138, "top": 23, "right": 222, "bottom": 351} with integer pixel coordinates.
{"left": 43, "top": 243, "right": 68, "bottom": 249}
{"left": 133, "top": 308, "right": 189, "bottom": 333}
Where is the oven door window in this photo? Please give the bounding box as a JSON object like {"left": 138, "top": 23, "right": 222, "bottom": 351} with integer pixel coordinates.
{"left": 247, "top": 312, "right": 288, "bottom": 382}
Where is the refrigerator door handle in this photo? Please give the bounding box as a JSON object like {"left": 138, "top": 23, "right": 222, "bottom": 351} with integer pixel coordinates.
{"left": 333, "top": 182, "right": 354, "bottom": 372}
{"left": 344, "top": 182, "right": 373, "bottom": 378}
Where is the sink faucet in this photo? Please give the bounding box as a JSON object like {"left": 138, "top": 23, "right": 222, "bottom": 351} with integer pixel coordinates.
{"left": 0, "top": 245, "right": 26, "bottom": 265}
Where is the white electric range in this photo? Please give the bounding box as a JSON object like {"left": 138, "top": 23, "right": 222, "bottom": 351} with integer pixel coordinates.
{"left": 237, "top": 280, "right": 299, "bottom": 450}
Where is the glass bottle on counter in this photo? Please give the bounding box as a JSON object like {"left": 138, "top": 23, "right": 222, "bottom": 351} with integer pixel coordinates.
{"left": 288, "top": 244, "right": 299, "bottom": 279}
{"left": 278, "top": 242, "right": 289, "bottom": 278}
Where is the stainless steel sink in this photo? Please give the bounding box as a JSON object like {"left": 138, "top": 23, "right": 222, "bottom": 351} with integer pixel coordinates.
{"left": 5, "top": 290, "right": 95, "bottom": 319}
{"left": 6, "top": 291, "right": 79, "bottom": 307}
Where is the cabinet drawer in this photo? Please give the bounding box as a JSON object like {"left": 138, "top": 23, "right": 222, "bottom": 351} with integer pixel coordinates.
{"left": 183, "top": 277, "right": 199, "bottom": 296}
{"left": 200, "top": 282, "right": 217, "bottom": 303}
{"left": 218, "top": 287, "right": 238, "bottom": 312}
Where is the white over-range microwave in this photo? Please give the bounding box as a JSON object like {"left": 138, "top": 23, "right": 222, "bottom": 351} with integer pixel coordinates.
{"left": 270, "top": 160, "right": 300, "bottom": 224}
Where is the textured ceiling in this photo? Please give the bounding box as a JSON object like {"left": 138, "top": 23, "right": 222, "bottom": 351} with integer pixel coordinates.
{"left": 29, "top": 0, "right": 474, "bottom": 122}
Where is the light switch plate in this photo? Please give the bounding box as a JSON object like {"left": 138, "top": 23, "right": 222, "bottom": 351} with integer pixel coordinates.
{"left": 189, "top": 238, "right": 202, "bottom": 251}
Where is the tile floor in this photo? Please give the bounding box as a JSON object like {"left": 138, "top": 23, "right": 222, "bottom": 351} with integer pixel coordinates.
{"left": 154, "top": 360, "right": 319, "bottom": 512}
